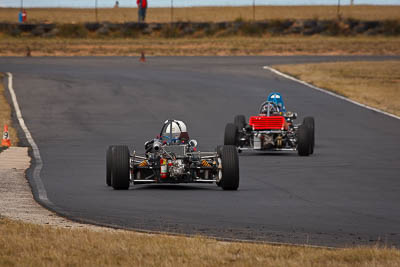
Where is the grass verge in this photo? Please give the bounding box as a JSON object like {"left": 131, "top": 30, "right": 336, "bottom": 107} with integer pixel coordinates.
{"left": 0, "top": 6, "right": 399, "bottom": 23}
{"left": 1, "top": 36, "right": 399, "bottom": 56}
{"left": 272, "top": 61, "right": 400, "bottom": 117}
{"left": 1, "top": 217, "right": 400, "bottom": 266}
{"left": 0, "top": 73, "right": 18, "bottom": 146}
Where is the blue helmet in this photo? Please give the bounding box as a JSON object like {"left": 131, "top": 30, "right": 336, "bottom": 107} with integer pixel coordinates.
{"left": 267, "top": 92, "right": 286, "bottom": 112}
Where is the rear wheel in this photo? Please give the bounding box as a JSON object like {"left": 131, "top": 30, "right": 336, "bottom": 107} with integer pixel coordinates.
{"left": 219, "top": 145, "right": 239, "bottom": 190}
{"left": 106, "top": 145, "right": 115, "bottom": 186}
{"left": 224, "top": 123, "right": 238, "bottom": 146}
{"left": 234, "top": 115, "right": 246, "bottom": 130}
{"left": 297, "top": 124, "right": 311, "bottom": 156}
{"left": 303, "top": 117, "right": 315, "bottom": 154}
{"left": 111, "top": 145, "right": 130, "bottom": 190}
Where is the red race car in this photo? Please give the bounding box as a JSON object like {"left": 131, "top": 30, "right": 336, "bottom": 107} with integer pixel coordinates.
{"left": 224, "top": 93, "right": 315, "bottom": 156}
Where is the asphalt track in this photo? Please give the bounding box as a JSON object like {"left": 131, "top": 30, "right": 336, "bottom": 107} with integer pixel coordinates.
{"left": 1, "top": 56, "right": 400, "bottom": 247}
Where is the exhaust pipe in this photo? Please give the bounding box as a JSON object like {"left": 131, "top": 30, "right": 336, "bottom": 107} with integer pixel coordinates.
{"left": 153, "top": 140, "right": 162, "bottom": 151}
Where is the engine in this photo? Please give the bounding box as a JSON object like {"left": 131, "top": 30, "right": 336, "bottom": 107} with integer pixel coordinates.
{"left": 169, "top": 159, "right": 185, "bottom": 177}
{"left": 262, "top": 135, "right": 274, "bottom": 149}
{"left": 253, "top": 133, "right": 274, "bottom": 149}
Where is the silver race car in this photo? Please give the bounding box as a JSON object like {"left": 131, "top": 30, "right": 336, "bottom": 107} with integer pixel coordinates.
{"left": 107, "top": 120, "right": 239, "bottom": 190}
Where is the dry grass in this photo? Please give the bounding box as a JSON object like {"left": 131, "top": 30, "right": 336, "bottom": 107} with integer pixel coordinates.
{"left": 0, "top": 5, "right": 399, "bottom": 23}
{"left": 0, "top": 36, "right": 399, "bottom": 56}
{"left": 0, "top": 74, "right": 18, "bottom": 146}
{"left": 273, "top": 61, "right": 400, "bottom": 117}
{"left": 0, "top": 217, "right": 400, "bottom": 266}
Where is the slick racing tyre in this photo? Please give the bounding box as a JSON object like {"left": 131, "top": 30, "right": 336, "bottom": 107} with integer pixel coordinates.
{"left": 234, "top": 115, "right": 246, "bottom": 130}
{"left": 224, "top": 123, "right": 238, "bottom": 146}
{"left": 219, "top": 145, "right": 239, "bottom": 190}
{"left": 297, "top": 124, "right": 312, "bottom": 156}
{"left": 106, "top": 145, "right": 115, "bottom": 186}
{"left": 303, "top": 116, "right": 315, "bottom": 154}
{"left": 111, "top": 145, "right": 130, "bottom": 190}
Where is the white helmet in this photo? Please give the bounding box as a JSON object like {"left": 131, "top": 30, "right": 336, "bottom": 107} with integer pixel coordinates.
{"left": 164, "top": 120, "right": 187, "bottom": 134}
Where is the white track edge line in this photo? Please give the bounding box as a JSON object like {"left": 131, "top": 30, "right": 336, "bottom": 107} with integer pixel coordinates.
{"left": 263, "top": 66, "right": 400, "bottom": 121}
{"left": 6, "top": 72, "right": 50, "bottom": 204}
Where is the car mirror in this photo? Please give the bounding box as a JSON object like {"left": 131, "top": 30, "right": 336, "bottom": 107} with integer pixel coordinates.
{"left": 189, "top": 139, "right": 198, "bottom": 148}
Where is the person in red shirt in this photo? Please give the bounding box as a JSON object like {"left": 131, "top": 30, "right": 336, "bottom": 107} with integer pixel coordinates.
{"left": 22, "top": 9, "right": 27, "bottom": 22}
{"left": 137, "top": 0, "right": 147, "bottom": 22}
{"left": 19, "top": 9, "right": 27, "bottom": 22}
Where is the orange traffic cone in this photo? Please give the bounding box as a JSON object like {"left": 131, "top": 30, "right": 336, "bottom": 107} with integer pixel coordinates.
{"left": 139, "top": 51, "right": 146, "bottom": 62}
{"left": 1, "top": 124, "right": 11, "bottom": 147}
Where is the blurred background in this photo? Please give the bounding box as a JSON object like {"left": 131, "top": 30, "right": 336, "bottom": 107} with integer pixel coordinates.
{"left": 1, "top": 0, "right": 399, "bottom": 8}
{"left": 0, "top": 0, "right": 399, "bottom": 22}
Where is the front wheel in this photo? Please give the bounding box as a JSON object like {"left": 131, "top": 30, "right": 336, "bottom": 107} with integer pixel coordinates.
{"left": 224, "top": 123, "right": 238, "bottom": 146}
{"left": 106, "top": 145, "right": 115, "bottom": 186}
{"left": 219, "top": 145, "right": 239, "bottom": 190}
{"left": 297, "top": 124, "right": 311, "bottom": 156}
{"left": 111, "top": 145, "right": 130, "bottom": 190}
{"left": 303, "top": 117, "right": 315, "bottom": 154}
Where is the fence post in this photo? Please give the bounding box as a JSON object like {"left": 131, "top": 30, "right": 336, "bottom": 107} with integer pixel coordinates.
{"left": 95, "top": 0, "right": 98, "bottom": 22}
{"left": 252, "top": 0, "right": 255, "bottom": 21}
{"left": 171, "top": 0, "right": 174, "bottom": 23}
